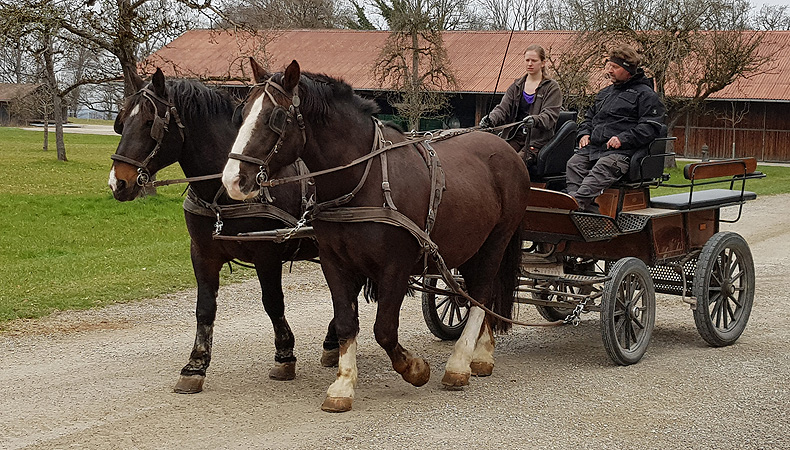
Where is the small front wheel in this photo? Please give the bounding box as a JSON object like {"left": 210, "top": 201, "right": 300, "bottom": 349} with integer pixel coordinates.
{"left": 692, "top": 232, "right": 755, "bottom": 347}
{"left": 421, "top": 272, "right": 469, "bottom": 340}
{"left": 600, "top": 257, "right": 656, "bottom": 366}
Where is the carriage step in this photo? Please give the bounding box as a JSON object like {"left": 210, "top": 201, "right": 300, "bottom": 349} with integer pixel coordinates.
{"left": 571, "top": 212, "right": 650, "bottom": 241}
{"left": 521, "top": 272, "right": 610, "bottom": 286}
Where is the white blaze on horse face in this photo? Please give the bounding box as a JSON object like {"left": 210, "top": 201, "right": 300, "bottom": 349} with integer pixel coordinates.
{"left": 108, "top": 167, "right": 119, "bottom": 192}
{"left": 445, "top": 306, "right": 486, "bottom": 374}
{"left": 222, "top": 93, "right": 267, "bottom": 200}
{"left": 128, "top": 103, "right": 140, "bottom": 119}
{"left": 326, "top": 338, "right": 358, "bottom": 399}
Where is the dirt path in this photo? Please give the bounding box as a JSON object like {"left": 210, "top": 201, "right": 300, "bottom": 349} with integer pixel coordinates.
{"left": 2, "top": 195, "right": 788, "bottom": 449}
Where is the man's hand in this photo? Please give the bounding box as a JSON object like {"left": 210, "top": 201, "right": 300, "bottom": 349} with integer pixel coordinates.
{"left": 579, "top": 135, "right": 590, "bottom": 147}
{"left": 479, "top": 115, "right": 492, "bottom": 128}
{"left": 606, "top": 136, "right": 622, "bottom": 149}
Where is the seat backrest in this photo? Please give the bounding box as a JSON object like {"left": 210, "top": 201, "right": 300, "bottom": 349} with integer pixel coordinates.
{"left": 537, "top": 120, "right": 577, "bottom": 176}
{"left": 624, "top": 124, "right": 672, "bottom": 182}
{"left": 554, "top": 110, "right": 578, "bottom": 132}
{"left": 535, "top": 111, "right": 578, "bottom": 177}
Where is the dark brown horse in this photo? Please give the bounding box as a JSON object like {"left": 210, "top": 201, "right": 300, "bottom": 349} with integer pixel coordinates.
{"left": 109, "top": 68, "right": 338, "bottom": 393}
{"left": 222, "top": 58, "right": 530, "bottom": 412}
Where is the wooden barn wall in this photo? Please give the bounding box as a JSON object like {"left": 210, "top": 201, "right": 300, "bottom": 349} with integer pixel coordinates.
{"left": 672, "top": 101, "right": 790, "bottom": 162}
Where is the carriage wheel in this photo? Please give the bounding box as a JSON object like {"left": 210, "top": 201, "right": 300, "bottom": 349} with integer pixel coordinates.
{"left": 421, "top": 272, "right": 469, "bottom": 340}
{"left": 600, "top": 257, "right": 656, "bottom": 366}
{"left": 692, "top": 232, "right": 755, "bottom": 347}
{"left": 534, "top": 283, "right": 576, "bottom": 322}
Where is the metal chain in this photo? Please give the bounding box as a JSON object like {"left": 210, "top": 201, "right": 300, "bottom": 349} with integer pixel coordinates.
{"left": 564, "top": 291, "right": 592, "bottom": 326}
{"left": 281, "top": 209, "right": 310, "bottom": 241}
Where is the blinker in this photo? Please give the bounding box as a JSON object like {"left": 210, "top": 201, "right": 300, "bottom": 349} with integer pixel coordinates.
{"left": 151, "top": 113, "right": 167, "bottom": 141}
{"left": 269, "top": 107, "right": 288, "bottom": 135}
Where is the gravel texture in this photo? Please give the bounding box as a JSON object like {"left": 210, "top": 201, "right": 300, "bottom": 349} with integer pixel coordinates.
{"left": 1, "top": 194, "right": 788, "bottom": 449}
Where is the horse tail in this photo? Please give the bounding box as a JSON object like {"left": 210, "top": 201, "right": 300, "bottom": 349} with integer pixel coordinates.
{"left": 490, "top": 227, "right": 522, "bottom": 333}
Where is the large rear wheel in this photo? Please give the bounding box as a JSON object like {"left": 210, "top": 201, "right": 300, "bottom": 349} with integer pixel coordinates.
{"left": 421, "top": 272, "right": 469, "bottom": 340}
{"left": 692, "top": 232, "right": 755, "bottom": 347}
{"left": 600, "top": 257, "right": 656, "bottom": 366}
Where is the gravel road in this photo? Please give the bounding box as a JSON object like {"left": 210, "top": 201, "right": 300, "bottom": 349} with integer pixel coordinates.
{"left": 2, "top": 194, "right": 788, "bottom": 450}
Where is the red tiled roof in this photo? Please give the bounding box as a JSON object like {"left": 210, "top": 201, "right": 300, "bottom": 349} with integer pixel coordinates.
{"left": 145, "top": 29, "right": 790, "bottom": 101}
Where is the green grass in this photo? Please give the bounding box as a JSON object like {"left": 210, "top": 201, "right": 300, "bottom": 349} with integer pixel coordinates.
{"left": 0, "top": 127, "right": 255, "bottom": 325}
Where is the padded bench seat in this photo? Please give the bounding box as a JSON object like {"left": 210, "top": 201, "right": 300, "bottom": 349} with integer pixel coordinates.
{"left": 650, "top": 188, "right": 756, "bottom": 210}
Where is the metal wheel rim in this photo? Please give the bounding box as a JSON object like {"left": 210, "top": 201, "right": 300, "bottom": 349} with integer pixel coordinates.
{"left": 613, "top": 272, "right": 651, "bottom": 353}
{"left": 704, "top": 247, "right": 747, "bottom": 333}
{"left": 433, "top": 278, "right": 469, "bottom": 330}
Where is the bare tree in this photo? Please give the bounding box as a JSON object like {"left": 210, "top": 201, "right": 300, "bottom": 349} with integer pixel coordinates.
{"left": 221, "top": 0, "right": 353, "bottom": 29}
{"left": 754, "top": 4, "right": 790, "bottom": 31}
{"left": 372, "top": 0, "right": 457, "bottom": 130}
{"left": 539, "top": 0, "right": 773, "bottom": 132}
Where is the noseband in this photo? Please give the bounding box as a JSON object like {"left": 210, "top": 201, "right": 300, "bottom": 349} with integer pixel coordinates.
{"left": 111, "top": 87, "right": 185, "bottom": 186}
{"left": 227, "top": 79, "right": 306, "bottom": 185}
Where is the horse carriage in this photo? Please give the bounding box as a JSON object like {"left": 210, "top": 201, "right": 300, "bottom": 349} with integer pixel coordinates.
{"left": 110, "top": 59, "right": 763, "bottom": 412}
{"left": 422, "top": 114, "right": 764, "bottom": 365}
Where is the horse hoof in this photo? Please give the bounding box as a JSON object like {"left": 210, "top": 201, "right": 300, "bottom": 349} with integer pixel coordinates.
{"left": 470, "top": 361, "right": 494, "bottom": 377}
{"left": 320, "top": 348, "right": 339, "bottom": 367}
{"left": 441, "top": 371, "right": 470, "bottom": 390}
{"left": 401, "top": 358, "right": 430, "bottom": 387}
{"left": 174, "top": 375, "right": 205, "bottom": 394}
{"left": 269, "top": 362, "right": 296, "bottom": 381}
{"left": 321, "top": 396, "right": 353, "bottom": 413}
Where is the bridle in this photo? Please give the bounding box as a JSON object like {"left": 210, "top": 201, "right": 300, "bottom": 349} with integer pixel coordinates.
{"left": 227, "top": 79, "right": 306, "bottom": 186}
{"left": 111, "top": 87, "right": 185, "bottom": 186}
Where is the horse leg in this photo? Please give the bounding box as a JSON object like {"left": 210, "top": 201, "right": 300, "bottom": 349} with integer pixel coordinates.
{"left": 319, "top": 256, "right": 363, "bottom": 413}
{"left": 255, "top": 258, "right": 297, "bottom": 381}
{"left": 441, "top": 306, "right": 486, "bottom": 389}
{"left": 174, "top": 246, "right": 223, "bottom": 394}
{"left": 470, "top": 317, "right": 495, "bottom": 377}
{"left": 373, "top": 277, "right": 430, "bottom": 387}
{"left": 441, "top": 235, "right": 509, "bottom": 389}
{"left": 320, "top": 318, "right": 340, "bottom": 367}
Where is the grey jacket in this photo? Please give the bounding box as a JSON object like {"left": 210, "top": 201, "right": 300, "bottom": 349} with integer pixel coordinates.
{"left": 487, "top": 76, "right": 562, "bottom": 150}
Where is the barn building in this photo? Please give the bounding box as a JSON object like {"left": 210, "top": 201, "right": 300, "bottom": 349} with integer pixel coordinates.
{"left": 144, "top": 29, "right": 790, "bottom": 162}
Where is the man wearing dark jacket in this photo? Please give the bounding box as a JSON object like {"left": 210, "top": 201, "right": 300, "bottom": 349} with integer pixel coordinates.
{"left": 567, "top": 44, "right": 665, "bottom": 213}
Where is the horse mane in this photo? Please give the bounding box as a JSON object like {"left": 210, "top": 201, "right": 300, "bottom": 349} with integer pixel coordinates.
{"left": 165, "top": 79, "right": 237, "bottom": 125}
{"left": 270, "top": 71, "right": 379, "bottom": 122}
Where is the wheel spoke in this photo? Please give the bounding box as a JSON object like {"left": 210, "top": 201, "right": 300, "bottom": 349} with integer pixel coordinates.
{"left": 632, "top": 313, "right": 645, "bottom": 330}
{"left": 438, "top": 298, "right": 452, "bottom": 323}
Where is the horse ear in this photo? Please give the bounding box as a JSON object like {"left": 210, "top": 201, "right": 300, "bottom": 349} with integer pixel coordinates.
{"left": 130, "top": 71, "right": 145, "bottom": 92}
{"left": 152, "top": 68, "right": 166, "bottom": 97}
{"left": 249, "top": 57, "right": 269, "bottom": 84}
{"left": 283, "top": 60, "right": 300, "bottom": 92}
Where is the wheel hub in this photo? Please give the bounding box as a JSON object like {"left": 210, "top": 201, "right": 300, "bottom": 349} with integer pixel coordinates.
{"left": 721, "top": 281, "right": 733, "bottom": 297}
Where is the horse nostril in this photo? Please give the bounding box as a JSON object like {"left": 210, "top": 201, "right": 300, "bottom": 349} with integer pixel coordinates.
{"left": 117, "top": 179, "right": 126, "bottom": 190}
{"left": 237, "top": 174, "right": 248, "bottom": 190}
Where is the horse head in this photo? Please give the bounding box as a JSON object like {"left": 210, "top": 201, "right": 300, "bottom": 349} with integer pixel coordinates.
{"left": 223, "top": 58, "right": 305, "bottom": 201}
{"left": 109, "top": 68, "right": 185, "bottom": 201}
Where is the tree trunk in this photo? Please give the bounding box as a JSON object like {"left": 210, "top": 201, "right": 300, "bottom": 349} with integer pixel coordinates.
{"left": 42, "top": 101, "right": 49, "bottom": 151}
{"left": 410, "top": 30, "right": 420, "bottom": 131}
{"left": 42, "top": 35, "right": 67, "bottom": 161}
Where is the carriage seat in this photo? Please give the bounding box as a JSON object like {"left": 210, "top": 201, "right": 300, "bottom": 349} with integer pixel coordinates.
{"left": 650, "top": 189, "right": 757, "bottom": 210}
{"left": 619, "top": 124, "right": 674, "bottom": 184}
{"left": 650, "top": 157, "right": 760, "bottom": 210}
{"left": 531, "top": 111, "right": 578, "bottom": 190}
